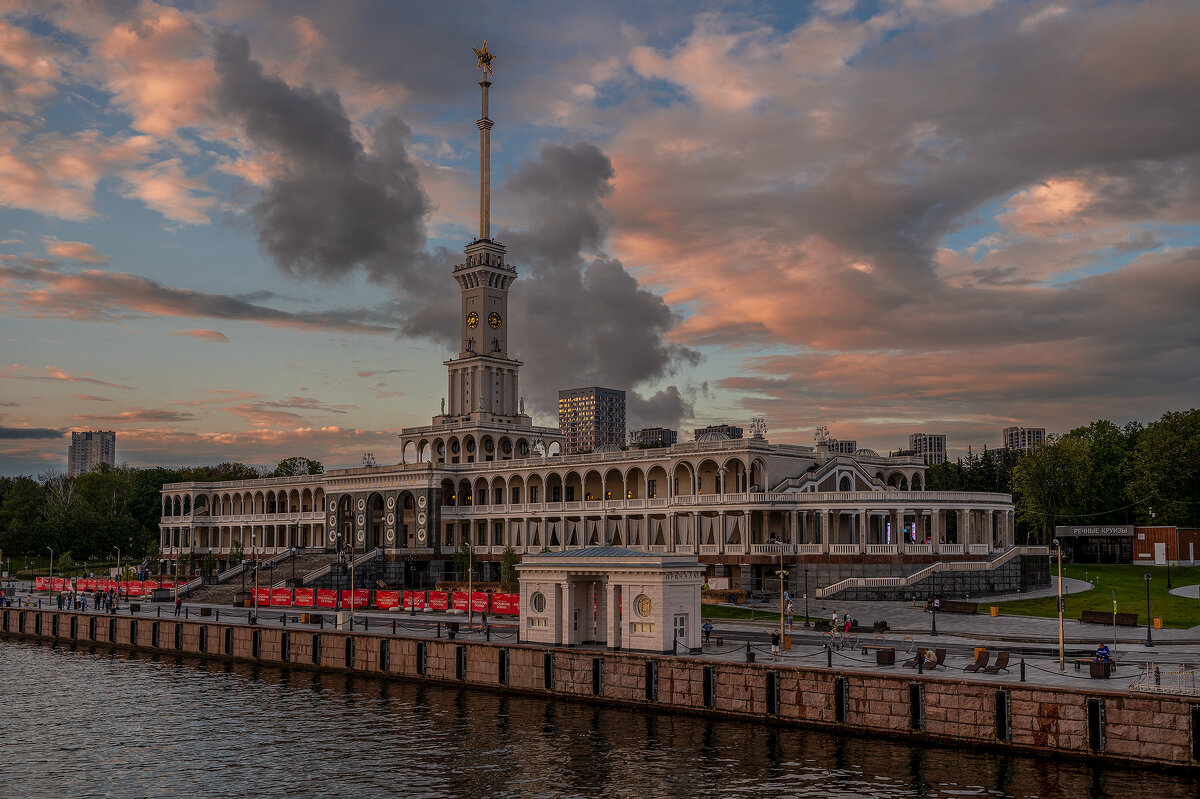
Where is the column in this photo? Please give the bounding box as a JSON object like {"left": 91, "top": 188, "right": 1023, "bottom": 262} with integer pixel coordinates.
{"left": 605, "top": 580, "right": 620, "bottom": 650}
{"left": 718, "top": 511, "right": 727, "bottom": 554}
{"left": 858, "top": 508, "right": 869, "bottom": 553}
{"left": 789, "top": 511, "right": 799, "bottom": 546}
{"left": 985, "top": 509, "right": 995, "bottom": 550}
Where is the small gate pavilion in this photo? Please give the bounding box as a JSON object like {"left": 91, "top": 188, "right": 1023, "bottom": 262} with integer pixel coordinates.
{"left": 517, "top": 547, "right": 703, "bottom": 654}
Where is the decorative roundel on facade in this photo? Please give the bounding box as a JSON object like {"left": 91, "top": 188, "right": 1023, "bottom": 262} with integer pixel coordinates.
{"left": 417, "top": 528, "right": 427, "bottom": 542}
{"left": 356, "top": 530, "right": 365, "bottom": 543}
{"left": 328, "top": 531, "right": 337, "bottom": 543}
{"left": 386, "top": 496, "right": 395, "bottom": 510}
{"left": 357, "top": 498, "right": 366, "bottom": 511}
{"left": 329, "top": 499, "right": 337, "bottom": 511}
{"left": 357, "top": 514, "right": 365, "bottom": 527}
{"left": 386, "top": 530, "right": 394, "bottom": 543}
{"left": 531, "top": 592, "right": 547, "bottom": 614}
{"left": 328, "top": 515, "right": 336, "bottom": 526}
{"left": 417, "top": 495, "right": 427, "bottom": 509}
{"left": 386, "top": 513, "right": 395, "bottom": 525}
{"left": 635, "top": 594, "right": 653, "bottom": 618}
{"left": 417, "top": 511, "right": 426, "bottom": 525}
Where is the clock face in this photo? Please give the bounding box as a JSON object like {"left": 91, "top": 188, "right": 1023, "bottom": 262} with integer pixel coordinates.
{"left": 488, "top": 312, "right": 502, "bottom": 329}
{"left": 466, "top": 312, "right": 480, "bottom": 330}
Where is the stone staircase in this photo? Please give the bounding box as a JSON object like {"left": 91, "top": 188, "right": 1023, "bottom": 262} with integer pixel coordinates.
{"left": 182, "top": 551, "right": 339, "bottom": 607}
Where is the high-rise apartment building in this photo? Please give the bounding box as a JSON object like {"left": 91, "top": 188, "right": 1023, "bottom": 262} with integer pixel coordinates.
{"left": 693, "top": 424, "right": 743, "bottom": 441}
{"left": 1002, "top": 426, "right": 1046, "bottom": 452}
{"left": 558, "top": 387, "right": 626, "bottom": 453}
{"left": 908, "top": 432, "right": 948, "bottom": 465}
{"left": 631, "top": 427, "right": 678, "bottom": 448}
{"left": 68, "top": 430, "right": 116, "bottom": 477}
{"left": 826, "top": 438, "right": 858, "bottom": 455}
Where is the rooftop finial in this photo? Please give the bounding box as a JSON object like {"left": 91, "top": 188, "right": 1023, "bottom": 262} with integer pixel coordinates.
{"left": 473, "top": 41, "right": 496, "bottom": 77}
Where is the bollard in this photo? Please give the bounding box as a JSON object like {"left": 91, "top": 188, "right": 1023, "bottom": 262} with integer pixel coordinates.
{"left": 392, "top": 619, "right": 397, "bottom": 635}
{"left": 486, "top": 624, "right": 491, "bottom": 642}
{"left": 318, "top": 614, "right": 323, "bottom": 629}
{"left": 1020, "top": 658, "right": 1026, "bottom": 682}
{"left": 437, "top": 622, "right": 442, "bottom": 639}
{"left": 918, "top": 657, "right": 923, "bottom": 674}
{"left": 745, "top": 642, "right": 752, "bottom": 663}
{"left": 364, "top": 616, "right": 369, "bottom": 631}
{"left": 282, "top": 614, "right": 287, "bottom": 627}
{"left": 827, "top": 643, "right": 833, "bottom": 668}
{"left": 157, "top": 606, "right": 161, "bottom": 617}
{"left": 673, "top": 637, "right": 678, "bottom": 656}
{"left": 185, "top": 606, "right": 189, "bottom": 619}
{"left": 215, "top": 609, "right": 220, "bottom": 622}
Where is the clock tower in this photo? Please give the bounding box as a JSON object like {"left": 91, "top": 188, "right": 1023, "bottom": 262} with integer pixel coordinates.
{"left": 440, "top": 44, "right": 526, "bottom": 424}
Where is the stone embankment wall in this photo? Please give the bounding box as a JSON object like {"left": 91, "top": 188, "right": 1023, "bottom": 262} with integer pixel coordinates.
{"left": 2, "top": 607, "right": 1194, "bottom": 769}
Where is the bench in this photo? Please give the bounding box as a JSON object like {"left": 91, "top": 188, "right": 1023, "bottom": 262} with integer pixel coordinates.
{"left": 861, "top": 645, "right": 895, "bottom": 665}
{"left": 1079, "top": 610, "right": 1138, "bottom": 627}
{"left": 938, "top": 601, "right": 978, "bottom": 614}
{"left": 1074, "top": 658, "right": 1117, "bottom": 677}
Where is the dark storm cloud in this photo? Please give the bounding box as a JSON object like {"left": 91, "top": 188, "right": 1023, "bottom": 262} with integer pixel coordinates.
{"left": 501, "top": 143, "right": 700, "bottom": 425}
{"left": 212, "top": 31, "right": 430, "bottom": 284}
{"left": 0, "top": 427, "right": 62, "bottom": 439}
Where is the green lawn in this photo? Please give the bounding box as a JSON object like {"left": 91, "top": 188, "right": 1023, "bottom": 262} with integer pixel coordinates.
{"left": 992, "top": 563, "right": 1200, "bottom": 629}
{"left": 701, "top": 604, "right": 781, "bottom": 622}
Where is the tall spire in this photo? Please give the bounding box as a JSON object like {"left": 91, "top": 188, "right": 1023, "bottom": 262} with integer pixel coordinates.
{"left": 473, "top": 41, "right": 497, "bottom": 241}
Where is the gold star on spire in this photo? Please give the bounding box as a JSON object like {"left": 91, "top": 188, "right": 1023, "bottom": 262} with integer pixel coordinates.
{"left": 473, "top": 41, "right": 496, "bottom": 76}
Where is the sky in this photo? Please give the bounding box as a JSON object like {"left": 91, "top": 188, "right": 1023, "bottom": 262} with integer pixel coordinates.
{"left": 1, "top": 0, "right": 1198, "bottom": 477}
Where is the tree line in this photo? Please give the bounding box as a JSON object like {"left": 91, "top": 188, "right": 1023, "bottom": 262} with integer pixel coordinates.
{"left": 0, "top": 457, "right": 322, "bottom": 564}
{"left": 926, "top": 409, "right": 1199, "bottom": 542}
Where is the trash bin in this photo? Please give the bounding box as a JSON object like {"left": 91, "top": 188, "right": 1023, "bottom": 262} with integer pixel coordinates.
{"left": 1154, "top": 617, "right": 1163, "bottom": 629}
{"left": 989, "top": 606, "right": 999, "bottom": 617}
{"left": 783, "top": 635, "right": 792, "bottom": 650}
{"left": 876, "top": 648, "right": 895, "bottom": 666}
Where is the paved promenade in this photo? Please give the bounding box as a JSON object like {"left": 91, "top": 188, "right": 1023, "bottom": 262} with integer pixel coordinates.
{"left": 7, "top": 577, "right": 1199, "bottom": 696}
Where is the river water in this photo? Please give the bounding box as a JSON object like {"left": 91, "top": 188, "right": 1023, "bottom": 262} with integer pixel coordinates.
{"left": 1, "top": 640, "right": 1195, "bottom": 798}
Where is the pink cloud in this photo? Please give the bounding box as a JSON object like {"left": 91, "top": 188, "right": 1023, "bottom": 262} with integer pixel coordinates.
{"left": 0, "top": 364, "right": 133, "bottom": 390}
{"left": 44, "top": 239, "right": 109, "bottom": 264}
{"left": 169, "top": 329, "right": 229, "bottom": 342}
{"left": 73, "top": 394, "right": 112, "bottom": 402}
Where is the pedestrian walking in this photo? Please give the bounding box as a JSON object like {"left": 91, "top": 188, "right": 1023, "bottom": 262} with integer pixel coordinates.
{"left": 702, "top": 619, "right": 714, "bottom": 646}
{"left": 174, "top": 596, "right": 182, "bottom": 617}
{"left": 770, "top": 630, "right": 781, "bottom": 660}
{"left": 786, "top": 600, "right": 794, "bottom": 632}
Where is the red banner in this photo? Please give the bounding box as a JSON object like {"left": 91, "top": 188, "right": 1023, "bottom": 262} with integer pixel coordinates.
{"left": 341, "top": 589, "right": 369, "bottom": 609}
{"left": 452, "top": 591, "right": 469, "bottom": 612}
{"left": 492, "top": 593, "right": 511, "bottom": 614}
{"left": 271, "top": 587, "right": 292, "bottom": 606}
{"left": 130, "top": 581, "right": 146, "bottom": 598}
{"left": 254, "top": 587, "right": 271, "bottom": 606}
{"left": 428, "top": 590, "right": 449, "bottom": 611}
{"left": 510, "top": 594, "right": 520, "bottom": 615}
{"left": 294, "top": 588, "right": 314, "bottom": 607}
{"left": 405, "top": 591, "right": 426, "bottom": 610}
{"left": 51, "top": 577, "right": 64, "bottom": 592}
{"left": 315, "top": 588, "right": 337, "bottom": 608}
{"left": 472, "top": 591, "right": 489, "bottom": 613}
{"left": 35, "top": 577, "right": 48, "bottom": 591}
{"left": 107, "top": 580, "right": 118, "bottom": 592}
{"left": 82, "top": 579, "right": 94, "bottom": 591}
{"left": 376, "top": 591, "right": 400, "bottom": 610}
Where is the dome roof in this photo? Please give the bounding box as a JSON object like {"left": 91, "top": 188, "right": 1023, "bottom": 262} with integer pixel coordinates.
{"left": 854, "top": 448, "right": 880, "bottom": 457}
{"left": 594, "top": 443, "right": 622, "bottom": 454}
{"left": 697, "top": 431, "right": 731, "bottom": 442}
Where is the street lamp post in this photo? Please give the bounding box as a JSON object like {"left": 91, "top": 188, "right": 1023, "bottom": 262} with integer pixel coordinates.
{"left": 291, "top": 547, "right": 298, "bottom": 585}
{"left": 930, "top": 563, "right": 939, "bottom": 637}
{"left": 770, "top": 538, "right": 788, "bottom": 648}
{"left": 251, "top": 532, "right": 258, "bottom": 623}
{"left": 803, "top": 567, "right": 810, "bottom": 628}
{"left": 467, "top": 541, "right": 474, "bottom": 627}
{"left": 47, "top": 546, "right": 53, "bottom": 600}
{"left": 1144, "top": 573, "right": 1154, "bottom": 647}
{"left": 1054, "top": 539, "right": 1065, "bottom": 671}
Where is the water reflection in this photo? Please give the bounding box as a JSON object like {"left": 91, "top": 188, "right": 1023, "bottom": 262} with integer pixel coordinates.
{"left": 0, "top": 640, "right": 1197, "bottom": 799}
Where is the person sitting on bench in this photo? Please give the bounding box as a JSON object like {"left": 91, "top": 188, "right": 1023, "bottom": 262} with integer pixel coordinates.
{"left": 1094, "top": 642, "right": 1111, "bottom": 663}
